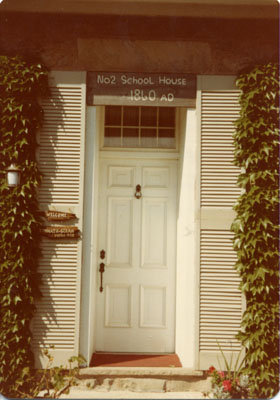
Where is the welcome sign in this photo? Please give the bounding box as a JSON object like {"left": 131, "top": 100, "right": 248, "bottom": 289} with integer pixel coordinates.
{"left": 87, "top": 72, "right": 196, "bottom": 107}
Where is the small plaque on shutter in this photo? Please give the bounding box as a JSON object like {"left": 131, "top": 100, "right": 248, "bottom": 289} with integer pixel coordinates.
{"left": 40, "top": 210, "right": 77, "bottom": 221}
{"left": 41, "top": 226, "right": 80, "bottom": 239}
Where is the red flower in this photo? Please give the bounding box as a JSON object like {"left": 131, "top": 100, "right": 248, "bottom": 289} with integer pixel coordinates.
{"left": 207, "top": 366, "right": 216, "bottom": 374}
{"left": 223, "top": 380, "right": 232, "bottom": 392}
{"left": 218, "top": 371, "right": 225, "bottom": 378}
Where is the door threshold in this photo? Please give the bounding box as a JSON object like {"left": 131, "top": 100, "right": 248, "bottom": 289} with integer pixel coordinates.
{"left": 90, "top": 352, "right": 182, "bottom": 368}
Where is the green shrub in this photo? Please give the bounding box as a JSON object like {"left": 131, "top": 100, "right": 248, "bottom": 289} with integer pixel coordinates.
{"left": 12, "top": 348, "right": 86, "bottom": 398}
{"left": 0, "top": 55, "right": 48, "bottom": 397}
{"left": 232, "top": 62, "right": 279, "bottom": 398}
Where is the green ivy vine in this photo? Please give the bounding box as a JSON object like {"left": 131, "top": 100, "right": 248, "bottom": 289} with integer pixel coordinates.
{"left": 0, "top": 55, "right": 48, "bottom": 396}
{"left": 232, "top": 62, "right": 279, "bottom": 398}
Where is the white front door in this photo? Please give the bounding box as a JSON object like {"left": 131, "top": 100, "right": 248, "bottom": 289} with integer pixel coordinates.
{"left": 95, "top": 156, "right": 177, "bottom": 353}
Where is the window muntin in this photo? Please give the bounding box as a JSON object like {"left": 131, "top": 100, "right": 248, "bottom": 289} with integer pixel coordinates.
{"left": 104, "top": 106, "right": 176, "bottom": 149}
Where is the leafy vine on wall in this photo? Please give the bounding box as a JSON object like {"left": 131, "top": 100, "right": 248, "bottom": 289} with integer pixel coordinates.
{"left": 232, "top": 62, "right": 279, "bottom": 399}
{"left": 0, "top": 55, "right": 48, "bottom": 396}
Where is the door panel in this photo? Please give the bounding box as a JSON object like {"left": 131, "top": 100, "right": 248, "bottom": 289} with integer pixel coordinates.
{"left": 142, "top": 167, "right": 169, "bottom": 189}
{"left": 108, "top": 166, "right": 135, "bottom": 188}
{"left": 95, "top": 157, "right": 177, "bottom": 353}
{"left": 140, "top": 285, "right": 166, "bottom": 328}
{"left": 105, "top": 284, "right": 132, "bottom": 327}
{"left": 141, "top": 199, "right": 167, "bottom": 268}
{"left": 107, "top": 198, "right": 133, "bottom": 267}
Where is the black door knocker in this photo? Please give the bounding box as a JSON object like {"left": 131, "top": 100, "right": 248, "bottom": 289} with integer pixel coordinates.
{"left": 135, "top": 184, "right": 142, "bottom": 199}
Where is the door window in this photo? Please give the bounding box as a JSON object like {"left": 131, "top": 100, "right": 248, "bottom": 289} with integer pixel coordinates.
{"left": 103, "top": 106, "right": 176, "bottom": 149}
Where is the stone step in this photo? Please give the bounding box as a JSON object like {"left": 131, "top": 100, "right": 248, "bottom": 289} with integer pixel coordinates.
{"left": 76, "top": 367, "right": 211, "bottom": 393}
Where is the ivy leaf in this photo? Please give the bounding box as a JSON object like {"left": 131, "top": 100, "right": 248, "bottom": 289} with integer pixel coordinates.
{"left": 233, "top": 62, "right": 279, "bottom": 399}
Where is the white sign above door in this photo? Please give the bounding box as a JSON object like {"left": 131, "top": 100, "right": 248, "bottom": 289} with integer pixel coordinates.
{"left": 87, "top": 72, "right": 196, "bottom": 107}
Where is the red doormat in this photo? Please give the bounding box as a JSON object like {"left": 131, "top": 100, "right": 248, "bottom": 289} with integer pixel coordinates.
{"left": 90, "top": 352, "right": 182, "bottom": 367}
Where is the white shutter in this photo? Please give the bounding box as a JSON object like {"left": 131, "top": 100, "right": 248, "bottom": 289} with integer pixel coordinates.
{"left": 198, "top": 76, "right": 244, "bottom": 370}
{"left": 32, "top": 71, "right": 86, "bottom": 367}
{"left": 201, "top": 90, "right": 241, "bottom": 207}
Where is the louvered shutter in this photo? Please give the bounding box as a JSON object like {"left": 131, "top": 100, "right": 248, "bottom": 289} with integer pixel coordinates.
{"left": 198, "top": 76, "right": 245, "bottom": 369}
{"left": 32, "top": 71, "right": 86, "bottom": 367}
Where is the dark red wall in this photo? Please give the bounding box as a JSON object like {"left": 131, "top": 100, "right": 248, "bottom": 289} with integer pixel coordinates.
{"left": 0, "top": 13, "right": 278, "bottom": 74}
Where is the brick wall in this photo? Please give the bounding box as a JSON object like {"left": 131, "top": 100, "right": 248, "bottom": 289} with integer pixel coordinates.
{"left": 0, "top": 13, "right": 278, "bottom": 74}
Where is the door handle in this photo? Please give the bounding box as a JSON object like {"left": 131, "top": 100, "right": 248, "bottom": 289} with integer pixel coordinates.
{"left": 135, "top": 184, "right": 142, "bottom": 199}
{"left": 99, "top": 249, "right": 106, "bottom": 292}
{"left": 99, "top": 262, "right": 105, "bottom": 292}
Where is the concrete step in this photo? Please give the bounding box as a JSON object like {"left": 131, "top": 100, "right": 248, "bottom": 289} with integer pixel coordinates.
{"left": 61, "top": 389, "right": 207, "bottom": 398}
{"left": 76, "top": 367, "right": 211, "bottom": 393}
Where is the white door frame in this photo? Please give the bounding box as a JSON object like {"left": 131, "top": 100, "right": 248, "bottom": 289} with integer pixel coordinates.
{"left": 80, "top": 105, "right": 199, "bottom": 369}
